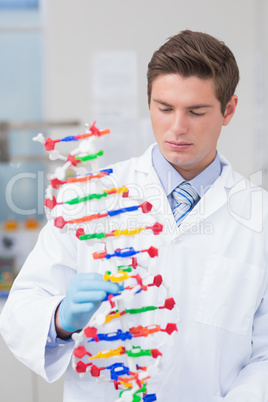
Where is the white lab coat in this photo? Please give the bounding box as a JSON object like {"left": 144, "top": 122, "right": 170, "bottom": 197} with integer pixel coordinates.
{"left": 1, "top": 145, "right": 268, "bottom": 402}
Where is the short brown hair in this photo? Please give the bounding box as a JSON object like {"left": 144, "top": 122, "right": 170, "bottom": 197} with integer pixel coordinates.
{"left": 147, "top": 30, "right": 240, "bottom": 114}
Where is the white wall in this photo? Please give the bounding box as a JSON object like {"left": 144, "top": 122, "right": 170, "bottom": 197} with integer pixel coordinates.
{"left": 42, "top": 0, "right": 268, "bottom": 187}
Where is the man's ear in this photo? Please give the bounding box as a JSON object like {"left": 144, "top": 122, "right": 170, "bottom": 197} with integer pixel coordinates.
{"left": 222, "top": 95, "right": 238, "bottom": 126}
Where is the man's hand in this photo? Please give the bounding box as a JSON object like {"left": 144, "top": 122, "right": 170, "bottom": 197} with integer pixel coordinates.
{"left": 56, "top": 273, "right": 119, "bottom": 337}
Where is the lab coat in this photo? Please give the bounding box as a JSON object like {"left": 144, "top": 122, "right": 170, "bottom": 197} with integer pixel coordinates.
{"left": 1, "top": 145, "right": 268, "bottom": 402}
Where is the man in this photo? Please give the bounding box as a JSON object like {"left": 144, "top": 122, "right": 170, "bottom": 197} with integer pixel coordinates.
{"left": 1, "top": 30, "right": 268, "bottom": 402}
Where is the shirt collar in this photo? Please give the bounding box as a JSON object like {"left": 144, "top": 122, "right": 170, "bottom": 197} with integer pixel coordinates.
{"left": 152, "top": 144, "right": 222, "bottom": 197}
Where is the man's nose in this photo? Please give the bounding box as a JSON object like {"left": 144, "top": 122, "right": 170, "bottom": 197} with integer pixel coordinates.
{"left": 171, "top": 112, "right": 188, "bottom": 135}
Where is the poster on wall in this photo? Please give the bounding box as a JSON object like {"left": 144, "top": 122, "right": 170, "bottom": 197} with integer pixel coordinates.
{"left": 91, "top": 51, "right": 139, "bottom": 166}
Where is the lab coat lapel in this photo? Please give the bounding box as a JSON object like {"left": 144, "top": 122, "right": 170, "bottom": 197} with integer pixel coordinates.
{"left": 181, "top": 175, "right": 227, "bottom": 231}
{"left": 144, "top": 166, "right": 177, "bottom": 240}
{"left": 178, "top": 159, "right": 236, "bottom": 234}
{"left": 134, "top": 146, "right": 177, "bottom": 241}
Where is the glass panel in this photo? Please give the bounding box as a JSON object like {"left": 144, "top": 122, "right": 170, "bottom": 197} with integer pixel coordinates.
{"left": 0, "top": 162, "right": 46, "bottom": 222}
{"left": 0, "top": 31, "right": 42, "bottom": 122}
{"left": 0, "top": 0, "right": 38, "bottom": 9}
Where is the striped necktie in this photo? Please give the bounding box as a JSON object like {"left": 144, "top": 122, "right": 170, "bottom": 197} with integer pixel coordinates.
{"left": 172, "top": 182, "right": 199, "bottom": 226}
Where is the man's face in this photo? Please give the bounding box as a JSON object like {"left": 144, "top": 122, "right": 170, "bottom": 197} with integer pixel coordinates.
{"left": 149, "top": 74, "right": 237, "bottom": 180}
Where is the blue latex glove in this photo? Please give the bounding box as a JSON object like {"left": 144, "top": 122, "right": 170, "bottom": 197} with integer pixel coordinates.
{"left": 58, "top": 272, "right": 119, "bottom": 332}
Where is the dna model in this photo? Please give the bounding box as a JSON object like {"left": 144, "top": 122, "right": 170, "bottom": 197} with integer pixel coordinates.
{"left": 34, "top": 122, "right": 179, "bottom": 402}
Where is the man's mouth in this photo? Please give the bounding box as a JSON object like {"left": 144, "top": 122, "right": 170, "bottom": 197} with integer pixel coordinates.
{"left": 166, "top": 141, "right": 192, "bottom": 150}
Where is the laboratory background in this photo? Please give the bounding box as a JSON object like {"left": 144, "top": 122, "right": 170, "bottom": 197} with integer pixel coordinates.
{"left": 0, "top": 0, "right": 267, "bottom": 401}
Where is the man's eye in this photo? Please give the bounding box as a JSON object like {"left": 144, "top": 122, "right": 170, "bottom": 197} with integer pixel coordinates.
{"left": 190, "top": 110, "right": 205, "bottom": 116}
{"left": 159, "top": 107, "right": 172, "bottom": 112}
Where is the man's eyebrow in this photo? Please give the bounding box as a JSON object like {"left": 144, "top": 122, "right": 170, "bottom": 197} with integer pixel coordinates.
{"left": 186, "top": 104, "right": 213, "bottom": 110}
{"left": 152, "top": 98, "right": 173, "bottom": 107}
{"left": 152, "top": 98, "right": 213, "bottom": 109}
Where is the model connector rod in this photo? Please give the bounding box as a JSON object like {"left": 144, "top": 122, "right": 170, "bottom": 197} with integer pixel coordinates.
{"left": 84, "top": 323, "right": 178, "bottom": 342}
{"left": 49, "top": 168, "right": 113, "bottom": 190}
{"left": 74, "top": 344, "right": 162, "bottom": 360}
{"left": 75, "top": 149, "right": 104, "bottom": 162}
{"left": 76, "top": 222, "right": 163, "bottom": 241}
{"left": 45, "top": 185, "right": 129, "bottom": 210}
{"left": 53, "top": 201, "right": 153, "bottom": 229}
{"left": 92, "top": 246, "right": 159, "bottom": 260}
{"left": 88, "top": 345, "right": 162, "bottom": 360}
{"left": 104, "top": 297, "right": 176, "bottom": 323}
{"left": 44, "top": 121, "right": 110, "bottom": 151}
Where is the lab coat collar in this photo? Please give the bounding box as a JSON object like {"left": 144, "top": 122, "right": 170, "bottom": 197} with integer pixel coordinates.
{"left": 135, "top": 143, "right": 237, "bottom": 187}
{"left": 133, "top": 145, "right": 238, "bottom": 237}
{"left": 135, "top": 143, "right": 156, "bottom": 173}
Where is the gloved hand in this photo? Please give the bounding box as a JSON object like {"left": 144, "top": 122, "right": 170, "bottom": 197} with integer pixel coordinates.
{"left": 58, "top": 272, "right": 120, "bottom": 332}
